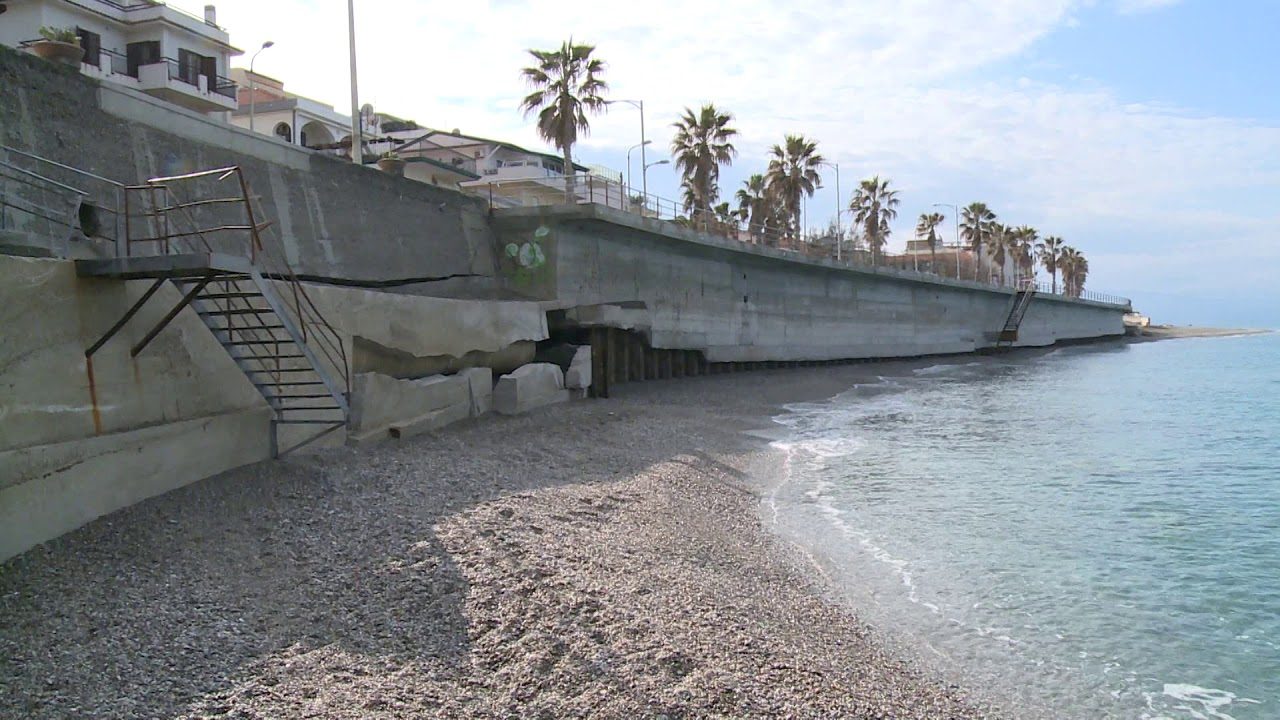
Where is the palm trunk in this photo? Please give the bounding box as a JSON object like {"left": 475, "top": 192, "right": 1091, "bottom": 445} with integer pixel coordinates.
{"left": 930, "top": 245, "right": 937, "bottom": 275}
{"left": 562, "top": 145, "right": 575, "bottom": 203}
{"left": 1051, "top": 267, "right": 1057, "bottom": 294}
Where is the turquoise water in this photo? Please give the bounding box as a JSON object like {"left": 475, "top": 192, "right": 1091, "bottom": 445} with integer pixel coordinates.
{"left": 767, "top": 333, "right": 1280, "bottom": 719}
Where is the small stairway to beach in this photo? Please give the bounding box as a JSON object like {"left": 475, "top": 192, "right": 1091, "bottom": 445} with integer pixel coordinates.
{"left": 995, "top": 283, "right": 1037, "bottom": 348}
{"left": 72, "top": 165, "right": 350, "bottom": 456}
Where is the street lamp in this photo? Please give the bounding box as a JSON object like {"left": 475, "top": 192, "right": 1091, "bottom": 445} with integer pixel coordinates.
{"left": 607, "top": 99, "right": 648, "bottom": 197}
{"left": 818, "top": 161, "right": 841, "bottom": 260}
{"left": 643, "top": 159, "right": 669, "bottom": 216}
{"left": 347, "top": 0, "right": 362, "bottom": 165}
{"left": 626, "top": 139, "right": 651, "bottom": 193}
{"left": 247, "top": 40, "right": 274, "bottom": 133}
{"left": 933, "top": 203, "right": 961, "bottom": 278}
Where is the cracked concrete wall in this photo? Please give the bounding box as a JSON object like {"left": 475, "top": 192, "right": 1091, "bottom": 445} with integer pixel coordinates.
{"left": 0, "top": 255, "right": 272, "bottom": 560}
{"left": 494, "top": 206, "right": 1125, "bottom": 361}
{"left": 0, "top": 46, "right": 499, "bottom": 296}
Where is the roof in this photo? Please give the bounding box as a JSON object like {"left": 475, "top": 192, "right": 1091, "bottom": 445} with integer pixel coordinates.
{"left": 410, "top": 130, "right": 590, "bottom": 172}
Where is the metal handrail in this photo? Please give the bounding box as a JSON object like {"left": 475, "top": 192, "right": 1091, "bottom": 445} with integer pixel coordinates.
{"left": 125, "top": 168, "right": 350, "bottom": 395}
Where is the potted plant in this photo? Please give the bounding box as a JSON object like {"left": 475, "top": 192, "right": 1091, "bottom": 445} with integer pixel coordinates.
{"left": 376, "top": 151, "right": 405, "bottom": 177}
{"left": 30, "top": 27, "right": 84, "bottom": 67}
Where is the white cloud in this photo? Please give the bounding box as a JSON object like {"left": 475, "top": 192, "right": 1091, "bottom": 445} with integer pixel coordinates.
{"left": 197, "top": 0, "right": 1274, "bottom": 324}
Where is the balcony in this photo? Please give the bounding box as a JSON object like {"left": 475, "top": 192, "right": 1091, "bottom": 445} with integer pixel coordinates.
{"left": 135, "top": 57, "right": 238, "bottom": 113}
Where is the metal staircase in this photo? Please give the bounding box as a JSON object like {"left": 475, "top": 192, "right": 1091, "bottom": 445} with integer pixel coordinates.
{"left": 77, "top": 166, "right": 350, "bottom": 456}
{"left": 995, "top": 282, "right": 1037, "bottom": 348}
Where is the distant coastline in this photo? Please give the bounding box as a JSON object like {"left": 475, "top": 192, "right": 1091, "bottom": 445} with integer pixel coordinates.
{"left": 1127, "top": 325, "right": 1273, "bottom": 343}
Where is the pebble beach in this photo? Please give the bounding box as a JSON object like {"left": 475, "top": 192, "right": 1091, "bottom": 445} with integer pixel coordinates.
{"left": 1, "top": 362, "right": 1010, "bottom": 719}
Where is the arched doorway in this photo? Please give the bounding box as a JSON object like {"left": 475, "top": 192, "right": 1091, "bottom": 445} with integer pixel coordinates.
{"left": 273, "top": 122, "right": 292, "bottom": 143}
{"left": 300, "top": 121, "right": 336, "bottom": 149}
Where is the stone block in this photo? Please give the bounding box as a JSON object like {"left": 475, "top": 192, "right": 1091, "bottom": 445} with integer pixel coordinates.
{"left": 350, "top": 371, "right": 470, "bottom": 437}
{"left": 565, "top": 345, "right": 592, "bottom": 390}
{"left": 493, "top": 363, "right": 569, "bottom": 415}
{"left": 458, "top": 366, "right": 494, "bottom": 416}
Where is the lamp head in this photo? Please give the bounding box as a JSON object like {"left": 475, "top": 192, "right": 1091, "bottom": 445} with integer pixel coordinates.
{"left": 262, "top": 40, "right": 275, "bottom": 49}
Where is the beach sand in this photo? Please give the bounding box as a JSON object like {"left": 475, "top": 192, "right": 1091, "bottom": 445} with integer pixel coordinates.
{"left": 1, "top": 361, "right": 1011, "bottom": 719}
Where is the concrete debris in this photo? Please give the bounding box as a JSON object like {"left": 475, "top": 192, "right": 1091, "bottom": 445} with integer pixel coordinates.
{"left": 493, "top": 363, "right": 569, "bottom": 415}
{"left": 350, "top": 370, "right": 492, "bottom": 442}
{"left": 565, "top": 346, "right": 592, "bottom": 390}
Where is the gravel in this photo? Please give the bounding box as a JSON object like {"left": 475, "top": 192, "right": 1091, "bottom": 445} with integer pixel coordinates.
{"left": 1, "top": 363, "right": 1011, "bottom": 719}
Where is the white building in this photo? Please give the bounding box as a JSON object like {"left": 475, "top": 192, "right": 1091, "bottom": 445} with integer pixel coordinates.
{"left": 395, "top": 129, "right": 586, "bottom": 184}
{"left": 0, "top": 0, "right": 240, "bottom": 114}
{"left": 228, "top": 69, "right": 349, "bottom": 152}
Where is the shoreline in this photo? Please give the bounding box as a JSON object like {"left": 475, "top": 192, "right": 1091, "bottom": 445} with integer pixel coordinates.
{"left": 1, "top": 361, "right": 1010, "bottom": 719}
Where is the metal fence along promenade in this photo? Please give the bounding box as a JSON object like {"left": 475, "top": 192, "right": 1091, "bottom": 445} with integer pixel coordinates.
{"left": 478, "top": 174, "right": 1131, "bottom": 309}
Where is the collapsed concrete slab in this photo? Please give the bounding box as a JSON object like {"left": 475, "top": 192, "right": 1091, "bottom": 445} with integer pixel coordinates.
{"left": 493, "top": 363, "right": 570, "bottom": 415}
{"left": 565, "top": 346, "right": 592, "bottom": 390}
{"left": 349, "top": 369, "right": 492, "bottom": 442}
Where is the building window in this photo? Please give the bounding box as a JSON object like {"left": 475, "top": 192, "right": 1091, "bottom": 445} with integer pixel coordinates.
{"left": 274, "top": 122, "right": 292, "bottom": 143}
{"left": 125, "top": 40, "right": 159, "bottom": 78}
{"left": 76, "top": 28, "right": 101, "bottom": 67}
{"left": 177, "top": 49, "right": 201, "bottom": 85}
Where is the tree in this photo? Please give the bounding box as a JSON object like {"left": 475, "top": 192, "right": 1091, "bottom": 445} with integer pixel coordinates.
{"left": 1059, "top": 247, "right": 1089, "bottom": 298}
{"left": 915, "top": 211, "right": 945, "bottom": 274}
{"left": 1037, "top": 235, "right": 1065, "bottom": 294}
{"left": 670, "top": 104, "right": 738, "bottom": 231}
{"left": 735, "top": 174, "right": 773, "bottom": 243}
{"left": 988, "top": 223, "right": 1014, "bottom": 286}
{"left": 849, "top": 176, "right": 899, "bottom": 266}
{"left": 765, "top": 134, "right": 824, "bottom": 240}
{"left": 960, "top": 202, "right": 997, "bottom": 282}
{"left": 519, "top": 39, "right": 608, "bottom": 201}
{"left": 1012, "top": 225, "right": 1038, "bottom": 286}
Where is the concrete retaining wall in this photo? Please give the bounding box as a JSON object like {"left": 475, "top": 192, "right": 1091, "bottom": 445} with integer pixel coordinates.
{"left": 0, "top": 45, "right": 497, "bottom": 296}
{"left": 494, "top": 205, "right": 1125, "bottom": 360}
{"left": 0, "top": 253, "right": 546, "bottom": 561}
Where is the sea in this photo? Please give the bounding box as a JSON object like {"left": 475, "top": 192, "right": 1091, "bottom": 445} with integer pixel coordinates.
{"left": 765, "top": 332, "right": 1279, "bottom": 719}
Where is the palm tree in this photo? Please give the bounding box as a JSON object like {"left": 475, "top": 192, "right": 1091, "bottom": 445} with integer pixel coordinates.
{"left": 670, "top": 104, "right": 738, "bottom": 231}
{"left": 519, "top": 39, "right": 608, "bottom": 200}
{"left": 735, "top": 174, "right": 772, "bottom": 242}
{"left": 960, "top": 202, "right": 997, "bottom": 282}
{"left": 1037, "top": 235, "right": 1065, "bottom": 294}
{"left": 764, "top": 134, "right": 824, "bottom": 240}
{"left": 849, "top": 176, "right": 900, "bottom": 266}
{"left": 915, "top": 211, "right": 945, "bottom": 274}
{"left": 987, "top": 223, "right": 1014, "bottom": 286}
{"left": 1058, "top": 247, "right": 1089, "bottom": 297}
{"left": 1012, "top": 225, "right": 1038, "bottom": 286}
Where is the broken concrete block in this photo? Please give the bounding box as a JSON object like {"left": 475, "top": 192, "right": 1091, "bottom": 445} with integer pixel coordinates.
{"left": 458, "top": 366, "right": 493, "bottom": 416}
{"left": 350, "top": 371, "right": 470, "bottom": 438}
{"left": 493, "top": 363, "right": 569, "bottom": 415}
{"left": 564, "top": 345, "right": 592, "bottom": 390}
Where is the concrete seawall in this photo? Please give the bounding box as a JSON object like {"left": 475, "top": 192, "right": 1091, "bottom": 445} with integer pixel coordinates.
{"left": 493, "top": 205, "right": 1125, "bottom": 363}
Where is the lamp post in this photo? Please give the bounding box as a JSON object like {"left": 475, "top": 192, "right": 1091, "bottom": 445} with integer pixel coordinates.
{"left": 247, "top": 40, "right": 274, "bottom": 133}
{"left": 608, "top": 99, "right": 647, "bottom": 198}
{"left": 643, "top": 158, "right": 669, "bottom": 217}
{"left": 626, "top": 139, "right": 651, "bottom": 194}
{"left": 933, "top": 203, "right": 961, "bottom": 278}
{"left": 818, "top": 161, "right": 841, "bottom": 260}
{"left": 347, "top": 0, "right": 362, "bottom": 165}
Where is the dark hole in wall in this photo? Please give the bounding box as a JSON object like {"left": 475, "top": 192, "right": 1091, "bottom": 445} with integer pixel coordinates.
{"left": 78, "top": 201, "right": 101, "bottom": 238}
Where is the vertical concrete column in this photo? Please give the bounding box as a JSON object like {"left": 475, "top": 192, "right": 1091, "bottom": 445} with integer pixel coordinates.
{"left": 630, "top": 336, "right": 644, "bottom": 381}
{"left": 618, "top": 331, "right": 631, "bottom": 385}
{"left": 590, "top": 327, "right": 609, "bottom": 398}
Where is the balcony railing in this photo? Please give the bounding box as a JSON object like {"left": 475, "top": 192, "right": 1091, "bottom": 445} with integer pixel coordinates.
{"left": 157, "top": 57, "right": 236, "bottom": 99}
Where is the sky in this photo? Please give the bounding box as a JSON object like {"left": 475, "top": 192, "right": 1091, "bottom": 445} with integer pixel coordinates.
{"left": 208, "top": 0, "right": 1279, "bottom": 327}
